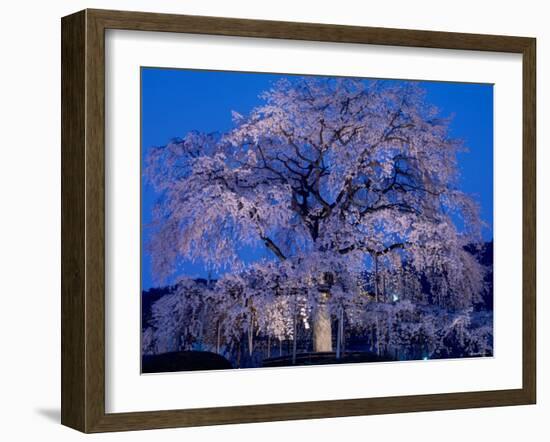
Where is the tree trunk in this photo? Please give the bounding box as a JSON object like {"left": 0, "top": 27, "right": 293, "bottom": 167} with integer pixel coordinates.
{"left": 292, "top": 300, "right": 297, "bottom": 364}
{"left": 313, "top": 299, "right": 332, "bottom": 352}
{"left": 247, "top": 321, "right": 254, "bottom": 356}
{"left": 335, "top": 309, "right": 341, "bottom": 359}
{"left": 336, "top": 307, "right": 344, "bottom": 359}
{"left": 341, "top": 308, "right": 344, "bottom": 346}
{"left": 374, "top": 254, "right": 379, "bottom": 302}
{"left": 216, "top": 321, "right": 221, "bottom": 354}
{"left": 382, "top": 273, "right": 386, "bottom": 303}
{"left": 375, "top": 320, "right": 381, "bottom": 356}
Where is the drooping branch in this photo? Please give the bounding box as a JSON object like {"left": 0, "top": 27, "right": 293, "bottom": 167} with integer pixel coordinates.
{"left": 261, "top": 235, "right": 287, "bottom": 261}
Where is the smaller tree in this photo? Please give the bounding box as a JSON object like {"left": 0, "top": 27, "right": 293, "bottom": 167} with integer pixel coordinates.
{"left": 148, "top": 278, "right": 209, "bottom": 353}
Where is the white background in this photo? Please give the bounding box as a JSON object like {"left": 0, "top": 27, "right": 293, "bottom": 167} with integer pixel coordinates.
{"left": 0, "top": 0, "right": 547, "bottom": 440}
{"left": 106, "top": 30, "right": 523, "bottom": 412}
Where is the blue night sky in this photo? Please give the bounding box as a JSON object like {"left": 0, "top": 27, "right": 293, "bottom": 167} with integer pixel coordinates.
{"left": 141, "top": 68, "right": 493, "bottom": 290}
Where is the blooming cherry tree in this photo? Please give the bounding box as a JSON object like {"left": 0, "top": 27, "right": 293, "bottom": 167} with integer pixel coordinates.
{"left": 145, "top": 77, "right": 489, "bottom": 359}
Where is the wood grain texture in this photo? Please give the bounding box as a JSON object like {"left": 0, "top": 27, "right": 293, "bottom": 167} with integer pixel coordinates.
{"left": 61, "top": 10, "right": 86, "bottom": 431}
{"left": 522, "top": 38, "right": 536, "bottom": 403}
{"left": 84, "top": 9, "right": 107, "bottom": 432}
{"left": 61, "top": 9, "right": 537, "bottom": 433}
{"left": 89, "top": 8, "right": 532, "bottom": 52}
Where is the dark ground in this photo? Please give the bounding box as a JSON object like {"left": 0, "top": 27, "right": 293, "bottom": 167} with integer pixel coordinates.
{"left": 142, "top": 351, "right": 233, "bottom": 373}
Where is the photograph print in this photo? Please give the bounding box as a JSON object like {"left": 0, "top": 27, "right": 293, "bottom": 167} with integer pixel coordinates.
{"left": 140, "top": 68, "right": 494, "bottom": 374}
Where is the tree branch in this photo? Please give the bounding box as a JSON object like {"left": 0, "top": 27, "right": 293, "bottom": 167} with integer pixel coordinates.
{"left": 339, "top": 241, "right": 406, "bottom": 256}
{"left": 261, "top": 235, "right": 287, "bottom": 261}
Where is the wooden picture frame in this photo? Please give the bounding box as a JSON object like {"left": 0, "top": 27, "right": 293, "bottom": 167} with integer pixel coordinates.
{"left": 61, "top": 8, "right": 536, "bottom": 433}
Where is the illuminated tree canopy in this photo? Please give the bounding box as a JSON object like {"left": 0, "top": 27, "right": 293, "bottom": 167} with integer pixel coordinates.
{"left": 143, "top": 77, "right": 492, "bottom": 364}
